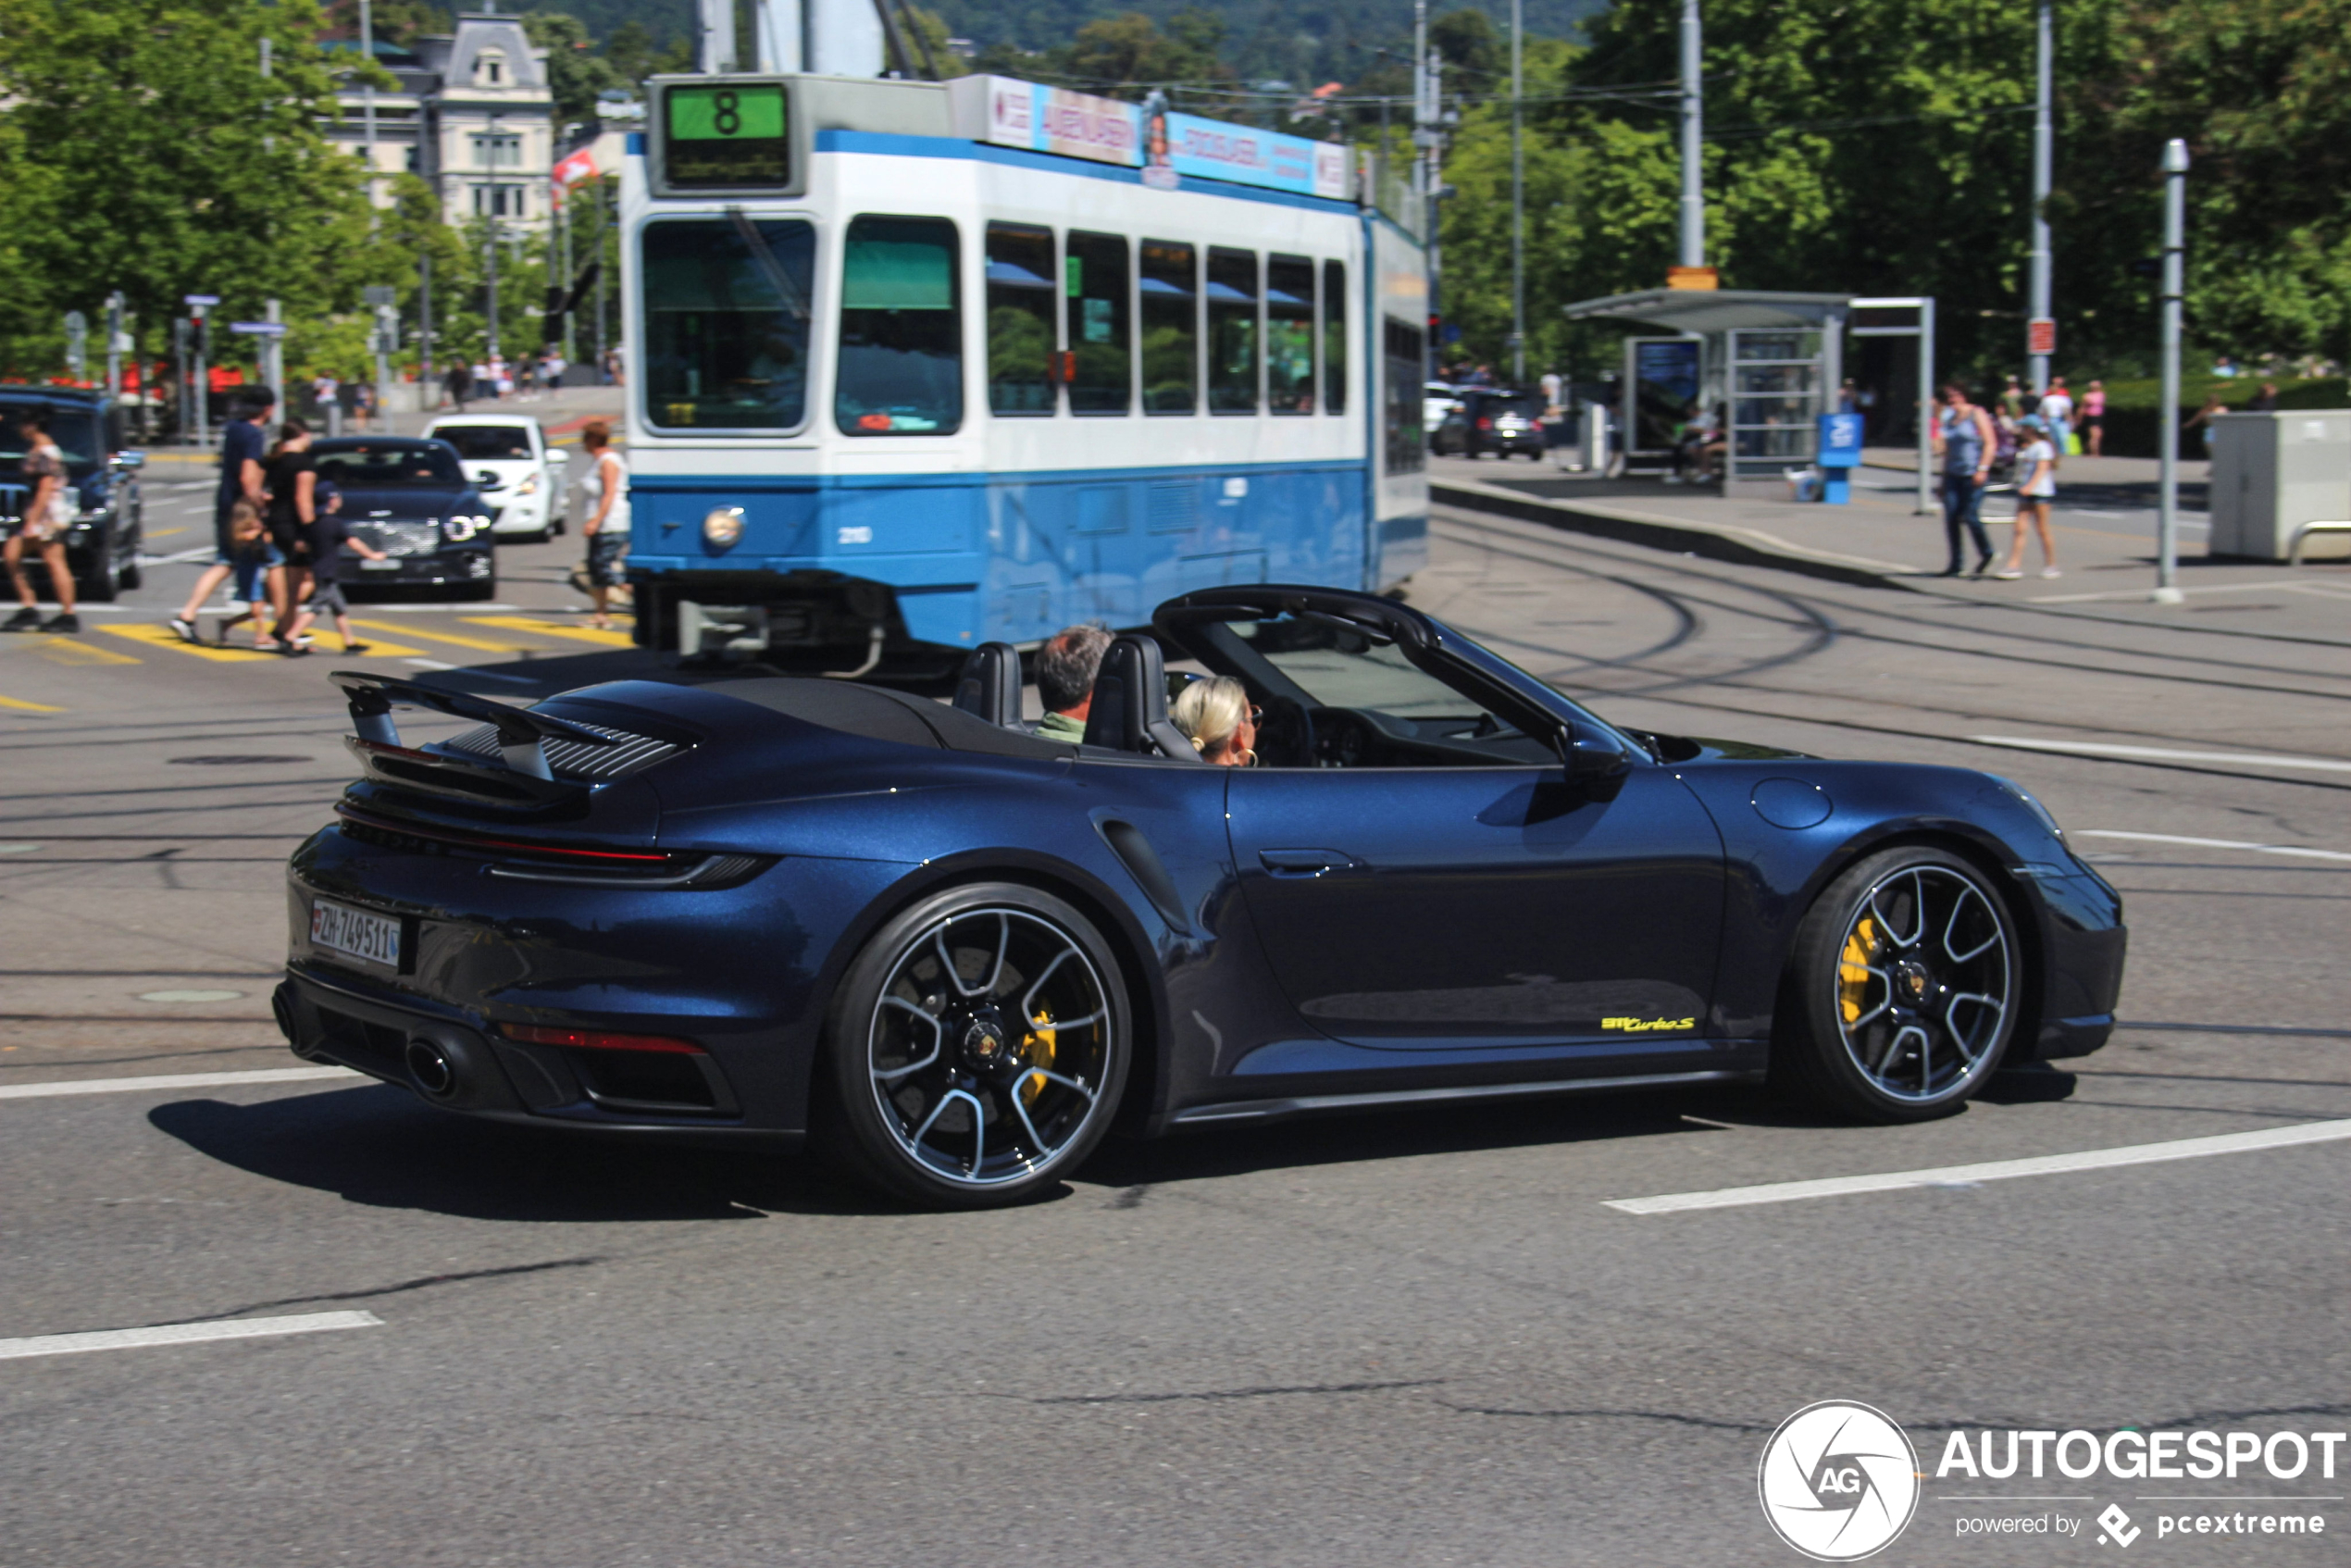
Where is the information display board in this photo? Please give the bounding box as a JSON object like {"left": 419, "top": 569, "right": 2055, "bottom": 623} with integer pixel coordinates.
{"left": 660, "top": 82, "right": 790, "bottom": 189}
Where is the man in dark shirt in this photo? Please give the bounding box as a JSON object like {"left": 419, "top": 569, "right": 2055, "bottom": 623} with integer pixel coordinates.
{"left": 215, "top": 390, "right": 273, "bottom": 554}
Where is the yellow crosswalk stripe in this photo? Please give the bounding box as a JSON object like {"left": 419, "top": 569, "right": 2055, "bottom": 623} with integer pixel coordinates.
{"left": 0, "top": 692, "right": 65, "bottom": 712}
{"left": 465, "top": 616, "right": 636, "bottom": 648}
{"left": 351, "top": 618, "right": 533, "bottom": 653}
{"left": 30, "top": 635, "right": 139, "bottom": 666}
{"left": 100, "top": 624, "right": 275, "bottom": 662}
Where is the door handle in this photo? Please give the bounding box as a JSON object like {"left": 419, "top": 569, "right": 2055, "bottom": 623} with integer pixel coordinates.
{"left": 1258, "top": 848, "right": 1360, "bottom": 877}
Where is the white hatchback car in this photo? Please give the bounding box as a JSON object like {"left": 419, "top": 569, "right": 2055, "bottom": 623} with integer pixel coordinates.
{"left": 419, "top": 414, "right": 569, "bottom": 542}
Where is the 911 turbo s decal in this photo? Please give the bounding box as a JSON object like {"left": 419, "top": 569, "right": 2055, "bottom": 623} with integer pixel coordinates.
{"left": 1601, "top": 1016, "right": 1698, "bottom": 1033}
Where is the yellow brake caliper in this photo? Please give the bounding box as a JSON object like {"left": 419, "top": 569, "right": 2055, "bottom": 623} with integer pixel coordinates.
{"left": 1838, "top": 915, "right": 1880, "bottom": 1025}
{"left": 1021, "top": 1003, "right": 1057, "bottom": 1107}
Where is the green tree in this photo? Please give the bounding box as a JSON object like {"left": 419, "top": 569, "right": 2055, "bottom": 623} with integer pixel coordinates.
{"left": 524, "top": 11, "right": 633, "bottom": 128}
{"left": 0, "top": 0, "right": 382, "bottom": 378}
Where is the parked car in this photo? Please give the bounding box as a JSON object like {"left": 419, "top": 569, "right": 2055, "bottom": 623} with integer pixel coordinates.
{"left": 1422, "top": 380, "right": 1462, "bottom": 440}
{"left": 419, "top": 414, "right": 568, "bottom": 542}
{"left": 280, "top": 584, "right": 2124, "bottom": 1209}
{"left": 1434, "top": 389, "right": 1549, "bottom": 460}
{"left": 311, "top": 438, "right": 496, "bottom": 599}
{"left": 0, "top": 388, "right": 144, "bottom": 601}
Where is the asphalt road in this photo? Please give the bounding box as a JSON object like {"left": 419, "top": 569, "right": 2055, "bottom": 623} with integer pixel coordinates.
{"left": 3, "top": 492, "right": 2348, "bottom": 1566}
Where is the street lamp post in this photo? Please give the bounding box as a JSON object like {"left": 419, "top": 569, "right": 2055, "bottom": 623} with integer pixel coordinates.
{"left": 1678, "top": 0, "right": 1703, "bottom": 270}
{"left": 1508, "top": 0, "right": 1524, "bottom": 385}
{"left": 2026, "top": 0, "right": 2053, "bottom": 393}
{"left": 2155, "top": 138, "right": 2189, "bottom": 606}
{"left": 359, "top": 0, "right": 380, "bottom": 220}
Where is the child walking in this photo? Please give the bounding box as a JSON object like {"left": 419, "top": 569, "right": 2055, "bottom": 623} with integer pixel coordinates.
{"left": 212, "top": 500, "right": 288, "bottom": 647}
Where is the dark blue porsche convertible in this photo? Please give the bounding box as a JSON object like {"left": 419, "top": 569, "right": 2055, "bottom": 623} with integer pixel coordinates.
{"left": 277, "top": 585, "right": 2125, "bottom": 1207}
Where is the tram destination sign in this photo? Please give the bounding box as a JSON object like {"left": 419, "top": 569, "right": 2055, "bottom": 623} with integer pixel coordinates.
{"left": 659, "top": 81, "right": 790, "bottom": 190}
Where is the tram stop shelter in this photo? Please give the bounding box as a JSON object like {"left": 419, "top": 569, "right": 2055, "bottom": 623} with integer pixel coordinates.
{"left": 1563, "top": 289, "right": 1855, "bottom": 485}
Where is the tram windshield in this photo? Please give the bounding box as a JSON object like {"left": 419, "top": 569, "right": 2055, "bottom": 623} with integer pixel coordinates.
{"left": 641, "top": 218, "right": 815, "bottom": 430}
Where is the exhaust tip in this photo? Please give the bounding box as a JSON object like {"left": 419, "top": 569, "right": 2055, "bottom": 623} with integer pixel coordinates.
{"left": 404, "top": 1037, "right": 458, "bottom": 1101}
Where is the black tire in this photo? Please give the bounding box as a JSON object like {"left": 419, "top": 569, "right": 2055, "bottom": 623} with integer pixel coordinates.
{"left": 118, "top": 554, "right": 142, "bottom": 591}
{"left": 456, "top": 577, "right": 499, "bottom": 601}
{"left": 76, "top": 535, "right": 118, "bottom": 603}
{"left": 1773, "top": 845, "right": 2021, "bottom": 1122}
{"left": 819, "top": 882, "right": 1130, "bottom": 1208}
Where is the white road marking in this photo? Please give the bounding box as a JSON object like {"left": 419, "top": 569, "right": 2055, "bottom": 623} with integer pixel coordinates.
{"left": 0, "top": 1066, "right": 360, "bottom": 1101}
{"left": 1604, "top": 1118, "right": 2351, "bottom": 1215}
{"left": 2077, "top": 830, "right": 2351, "bottom": 864}
{"left": 1972, "top": 736, "right": 2351, "bottom": 773}
{"left": 0, "top": 1310, "right": 382, "bottom": 1361}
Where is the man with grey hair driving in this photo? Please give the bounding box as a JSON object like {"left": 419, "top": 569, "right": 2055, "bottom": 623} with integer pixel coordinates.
{"left": 1034, "top": 623, "right": 1113, "bottom": 742}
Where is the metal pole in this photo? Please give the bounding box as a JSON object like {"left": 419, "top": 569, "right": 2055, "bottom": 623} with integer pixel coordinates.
{"left": 191, "top": 307, "right": 208, "bottom": 451}
{"left": 419, "top": 248, "right": 435, "bottom": 398}
{"left": 1917, "top": 295, "right": 1935, "bottom": 516}
{"left": 595, "top": 177, "right": 610, "bottom": 382}
{"left": 359, "top": 0, "right": 379, "bottom": 222}
{"left": 1424, "top": 48, "right": 1443, "bottom": 379}
{"left": 1412, "top": 0, "right": 1430, "bottom": 380}
{"left": 1509, "top": 0, "right": 1524, "bottom": 384}
{"left": 263, "top": 297, "right": 283, "bottom": 399}
{"left": 1678, "top": 0, "right": 1703, "bottom": 268}
{"left": 2155, "top": 139, "right": 2188, "bottom": 605}
{"left": 2027, "top": 0, "right": 2052, "bottom": 393}
{"left": 105, "top": 292, "right": 124, "bottom": 403}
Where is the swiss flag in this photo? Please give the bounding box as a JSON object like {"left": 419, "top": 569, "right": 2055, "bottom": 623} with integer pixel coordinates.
{"left": 552, "top": 148, "right": 598, "bottom": 193}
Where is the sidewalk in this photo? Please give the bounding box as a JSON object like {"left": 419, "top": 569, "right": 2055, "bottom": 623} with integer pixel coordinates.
{"left": 134, "top": 383, "right": 628, "bottom": 473}
{"left": 1431, "top": 452, "right": 2351, "bottom": 643}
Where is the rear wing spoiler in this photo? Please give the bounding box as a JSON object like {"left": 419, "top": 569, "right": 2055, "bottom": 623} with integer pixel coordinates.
{"left": 331, "top": 670, "right": 621, "bottom": 795}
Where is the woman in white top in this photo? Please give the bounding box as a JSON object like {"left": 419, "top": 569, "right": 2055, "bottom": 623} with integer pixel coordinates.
{"left": 574, "top": 418, "right": 631, "bottom": 629}
{"left": 1993, "top": 416, "right": 2059, "bottom": 579}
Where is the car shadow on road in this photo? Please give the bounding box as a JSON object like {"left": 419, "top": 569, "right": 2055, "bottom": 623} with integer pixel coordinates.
{"left": 146, "top": 1084, "right": 889, "bottom": 1222}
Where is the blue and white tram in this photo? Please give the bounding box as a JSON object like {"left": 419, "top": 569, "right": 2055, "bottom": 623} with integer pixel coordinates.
{"left": 617, "top": 73, "right": 1429, "bottom": 656}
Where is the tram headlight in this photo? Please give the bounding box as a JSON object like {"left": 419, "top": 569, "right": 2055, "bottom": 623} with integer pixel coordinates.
{"left": 703, "top": 505, "right": 745, "bottom": 549}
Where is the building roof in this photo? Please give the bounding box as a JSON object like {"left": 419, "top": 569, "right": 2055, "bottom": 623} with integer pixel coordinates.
{"left": 1561, "top": 289, "right": 1855, "bottom": 334}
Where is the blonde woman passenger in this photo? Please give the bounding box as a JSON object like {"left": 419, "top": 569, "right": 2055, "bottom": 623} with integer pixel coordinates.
{"left": 1171, "top": 676, "right": 1258, "bottom": 766}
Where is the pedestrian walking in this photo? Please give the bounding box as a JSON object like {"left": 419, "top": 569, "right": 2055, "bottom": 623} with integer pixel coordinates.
{"left": 1932, "top": 383, "right": 1997, "bottom": 577}
{"left": 2184, "top": 392, "right": 2228, "bottom": 454}
{"left": 1990, "top": 415, "right": 2060, "bottom": 579}
{"left": 209, "top": 499, "right": 286, "bottom": 648}
{"left": 283, "top": 482, "right": 385, "bottom": 653}
{"left": 2040, "top": 377, "right": 2076, "bottom": 458}
{"left": 443, "top": 361, "right": 472, "bottom": 412}
{"left": 312, "top": 372, "right": 338, "bottom": 424}
{"left": 168, "top": 390, "right": 273, "bottom": 641}
{"left": 2248, "top": 380, "right": 2280, "bottom": 413}
{"left": 261, "top": 419, "right": 318, "bottom": 643}
{"left": 574, "top": 418, "right": 629, "bottom": 630}
{"left": 2, "top": 408, "right": 81, "bottom": 633}
{"left": 2081, "top": 379, "right": 2107, "bottom": 457}
{"left": 1999, "top": 374, "right": 2025, "bottom": 420}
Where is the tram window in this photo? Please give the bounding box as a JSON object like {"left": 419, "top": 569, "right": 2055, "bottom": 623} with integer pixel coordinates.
{"left": 1065, "top": 231, "right": 1131, "bottom": 416}
{"left": 1139, "top": 240, "right": 1197, "bottom": 415}
{"left": 1323, "top": 260, "right": 1348, "bottom": 416}
{"left": 985, "top": 223, "right": 1056, "bottom": 417}
{"left": 1265, "top": 255, "right": 1314, "bottom": 416}
{"left": 641, "top": 218, "right": 816, "bottom": 431}
{"left": 1206, "top": 247, "right": 1259, "bottom": 414}
{"left": 837, "top": 216, "right": 963, "bottom": 437}
{"left": 1383, "top": 317, "right": 1426, "bottom": 474}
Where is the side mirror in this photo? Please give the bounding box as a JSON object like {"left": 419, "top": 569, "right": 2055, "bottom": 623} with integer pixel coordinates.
{"left": 476, "top": 469, "right": 502, "bottom": 487}
{"left": 1559, "top": 726, "right": 1632, "bottom": 781}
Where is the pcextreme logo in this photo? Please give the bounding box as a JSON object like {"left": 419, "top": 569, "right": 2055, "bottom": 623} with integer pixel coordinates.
{"left": 1600, "top": 1015, "right": 1697, "bottom": 1032}
{"left": 1759, "top": 1400, "right": 1922, "bottom": 1562}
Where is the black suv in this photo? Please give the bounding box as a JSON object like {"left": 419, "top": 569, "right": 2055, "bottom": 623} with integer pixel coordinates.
{"left": 1433, "top": 389, "right": 1549, "bottom": 461}
{"left": 0, "top": 389, "right": 145, "bottom": 601}
{"left": 312, "top": 439, "right": 497, "bottom": 600}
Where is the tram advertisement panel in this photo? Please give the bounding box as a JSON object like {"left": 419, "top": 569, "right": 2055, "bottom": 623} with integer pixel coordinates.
{"left": 950, "top": 76, "right": 1138, "bottom": 167}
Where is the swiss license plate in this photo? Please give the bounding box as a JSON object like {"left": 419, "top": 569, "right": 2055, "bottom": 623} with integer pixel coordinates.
{"left": 360, "top": 558, "right": 403, "bottom": 571}
{"left": 310, "top": 899, "right": 401, "bottom": 970}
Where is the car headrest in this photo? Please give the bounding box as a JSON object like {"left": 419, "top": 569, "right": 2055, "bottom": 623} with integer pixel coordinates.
{"left": 951, "top": 641, "right": 1022, "bottom": 728}
{"left": 1082, "top": 634, "right": 1200, "bottom": 760}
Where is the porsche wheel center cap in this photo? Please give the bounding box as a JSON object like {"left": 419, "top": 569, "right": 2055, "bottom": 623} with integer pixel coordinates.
{"left": 1894, "top": 958, "right": 1933, "bottom": 1003}
{"left": 962, "top": 1018, "right": 1011, "bottom": 1067}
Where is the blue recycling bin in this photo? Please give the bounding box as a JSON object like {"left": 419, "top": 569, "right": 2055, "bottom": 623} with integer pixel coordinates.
{"left": 1816, "top": 412, "right": 1864, "bottom": 504}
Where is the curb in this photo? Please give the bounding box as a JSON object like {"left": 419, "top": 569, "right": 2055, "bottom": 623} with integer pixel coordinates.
{"left": 1431, "top": 478, "right": 1917, "bottom": 593}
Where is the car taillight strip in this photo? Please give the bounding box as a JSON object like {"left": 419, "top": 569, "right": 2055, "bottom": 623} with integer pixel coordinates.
{"left": 501, "top": 1024, "right": 705, "bottom": 1055}
{"left": 335, "top": 804, "right": 673, "bottom": 864}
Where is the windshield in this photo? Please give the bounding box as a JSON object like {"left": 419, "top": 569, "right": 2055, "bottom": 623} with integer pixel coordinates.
{"left": 1231, "top": 616, "right": 1485, "bottom": 719}
{"left": 315, "top": 443, "right": 466, "bottom": 486}
{"left": 431, "top": 425, "right": 535, "bottom": 460}
{"left": 641, "top": 217, "right": 816, "bottom": 431}
{"left": 0, "top": 406, "right": 103, "bottom": 475}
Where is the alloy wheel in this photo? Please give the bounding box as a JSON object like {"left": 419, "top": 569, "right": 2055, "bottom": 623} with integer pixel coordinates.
{"left": 1830, "top": 864, "right": 2013, "bottom": 1103}
{"left": 864, "top": 906, "right": 1114, "bottom": 1189}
